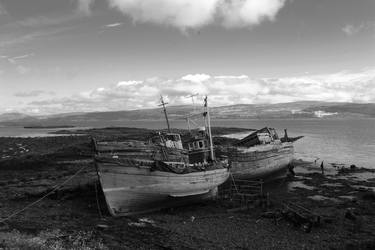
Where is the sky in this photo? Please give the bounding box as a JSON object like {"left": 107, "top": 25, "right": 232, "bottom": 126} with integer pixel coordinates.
{"left": 0, "top": 0, "right": 374, "bottom": 115}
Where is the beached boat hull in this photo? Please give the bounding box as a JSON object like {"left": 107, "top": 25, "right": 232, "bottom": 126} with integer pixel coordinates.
{"left": 229, "top": 143, "right": 294, "bottom": 181}
{"left": 96, "top": 162, "right": 229, "bottom": 216}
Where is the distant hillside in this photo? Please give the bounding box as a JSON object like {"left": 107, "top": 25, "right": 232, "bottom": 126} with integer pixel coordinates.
{"left": 303, "top": 103, "right": 375, "bottom": 117}
{"left": 0, "top": 112, "right": 36, "bottom": 122}
{"left": 209, "top": 101, "right": 342, "bottom": 119}
{"left": 1, "top": 102, "right": 374, "bottom": 127}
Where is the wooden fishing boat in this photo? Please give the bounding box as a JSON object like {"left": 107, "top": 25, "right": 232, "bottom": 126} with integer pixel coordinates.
{"left": 224, "top": 127, "right": 296, "bottom": 181}
{"left": 94, "top": 97, "right": 229, "bottom": 216}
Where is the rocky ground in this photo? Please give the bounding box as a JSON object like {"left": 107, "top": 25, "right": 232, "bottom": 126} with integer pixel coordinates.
{"left": 0, "top": 128, "right": 375, "bottom": 249}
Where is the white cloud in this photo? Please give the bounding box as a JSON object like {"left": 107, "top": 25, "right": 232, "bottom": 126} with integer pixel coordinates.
{"left": 107, "top": 0, "right": 218, "bottom": 30}
{"left": 117, "top": 80, "right": 142, "bottom": 87}
{"left": 181, "top": 74, "right": 211, "bottom": 82}
{"left": 215, "top": 75, "right": 248, "bottom": 79}
{"left": 105, "top": 22, "right": 123, "bottom": 28}
{"left": 220, "top": 0, "right": 286, "bottom": 28}
{"left": 25, "top": 68, "right": 375, "bottom": 114}
{"left": 75, "top": 0, "right": 287, "bottom": 30}
{"left": 7, "top": 53, "right": 34, "bottom": 64}
{"left": 106, "top": 0, "right": 287, "bottom": 30}
{"left": 342, "top": 22, "right": 375, "bottom": 36}
{"left": 342, "top": 24, "right": 364, "bottom": 36}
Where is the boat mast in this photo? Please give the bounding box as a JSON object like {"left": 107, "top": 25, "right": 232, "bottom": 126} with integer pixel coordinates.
{"left": 159, "top": 95, "right": 171, "bottom": 132}
{"left": 186, "top": 93, "right": 198, "bottom": 132}
{"left": 204, "top": 96, "right": 215, "bottom": 161}
{"left": 188, "top": 93, "right": 199, "bottom": 112}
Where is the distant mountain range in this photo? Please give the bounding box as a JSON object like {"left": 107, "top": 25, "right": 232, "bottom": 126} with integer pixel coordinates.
{"left": 0, "top": 112, "right": 34, "bottom": 122}
{"left": 1, "top": 101, "right": 374, "bottom": 127}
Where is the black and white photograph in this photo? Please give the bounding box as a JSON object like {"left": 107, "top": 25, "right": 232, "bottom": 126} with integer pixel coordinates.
{"left": 0, "top": 0, "right": 374, "bottom": 249}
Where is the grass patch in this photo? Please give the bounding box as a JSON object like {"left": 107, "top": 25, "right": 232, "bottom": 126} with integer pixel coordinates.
{"left": 0, "top": 229, "right": 107, "bottom": 250}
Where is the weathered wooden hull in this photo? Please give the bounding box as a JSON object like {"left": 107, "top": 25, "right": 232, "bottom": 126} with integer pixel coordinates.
{"left": 229, "top": 143, "right": 294, "bottom": 181}
{"left": 95, "top": 140, "right": 189, "bottom": 162}
{"left": 96, "top": 162, "right": 229, "bottom": 216}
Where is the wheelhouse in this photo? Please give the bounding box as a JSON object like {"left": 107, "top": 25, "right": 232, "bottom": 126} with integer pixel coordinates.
{"left": 150, "top": 132, "right": 184, "bottom": 150}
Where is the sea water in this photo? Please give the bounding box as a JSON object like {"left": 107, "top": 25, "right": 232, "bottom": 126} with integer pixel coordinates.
{"left": 1, "top": 118, "right": 374, "bottom": 168}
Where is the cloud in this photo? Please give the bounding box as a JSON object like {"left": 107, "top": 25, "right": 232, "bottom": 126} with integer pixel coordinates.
{"left": 107, "top": 0, "right": 218, "bottom": 30}
{"left": 7, "top": 53, "right": 34, "bottom": 64}
{"left": 220, "top": 0, "right": 286, "bottom": 28}
{"left": 14, "top": 90, "right": 55, "bottom": 97}
{"left": 3, "top": 1, "right": 286, "bottom": 33}
{"left": 1, "top": 53, "right": 34, "bottom": 74}
{"left": 105, "top": 22, "right": 123, "bottom": 28}
{"left": 181, "top": 74, "right": 211, "bottom": 83}
{"left": 107, "top": 0, "right": 287, "bottom": 30}
{"left": 25, "top": 68, "right": 375, "bottom": 114}
{"left": 342, "top": 22, "right": 375, "bottom": 36}
{"left": 342, "top": 24, "right": 365, "bottom": 36}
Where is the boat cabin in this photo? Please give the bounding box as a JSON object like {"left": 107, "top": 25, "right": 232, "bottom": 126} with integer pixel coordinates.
{"left": 235, "top": 127, "right": 280, "bottom": 147}
{"left": 186, "top": 129, "right": 213, "bottom": 164}
{"left": 187, "top": 138, "right": 208, "bottom": 151}
{"left": 150, "top": 132, "right": 184, "bottom": 150}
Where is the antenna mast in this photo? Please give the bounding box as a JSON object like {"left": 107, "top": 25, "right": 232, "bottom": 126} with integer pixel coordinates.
{"left": 204, "top": 96, "right": 215, "bottom": 161}
{"left": 159, "top": 95, "right": 171, "bottom": 132}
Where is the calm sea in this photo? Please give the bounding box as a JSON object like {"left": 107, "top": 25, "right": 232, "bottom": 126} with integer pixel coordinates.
{"left": 1, "top": 118, "right": 374, "bottom": 168}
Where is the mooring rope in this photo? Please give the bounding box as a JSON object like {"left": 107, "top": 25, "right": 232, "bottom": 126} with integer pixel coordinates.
{"left": 0, "top": 164, "right": 88, "bottom": 224}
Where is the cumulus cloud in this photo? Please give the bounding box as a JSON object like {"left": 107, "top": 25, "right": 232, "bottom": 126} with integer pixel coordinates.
{"left": 220, "top": 0, "right": 286, "bottom": 28}
{"left": 181, "top": 74, "right": 211, "bottom": 82}
{"left": 107, "top": 0, "right": 219, "bottom": 29}
{"left": 83, "top": 0, "right": 287, "bottom": 30}
{"left": 25, "top": 69, "right": 375, "bottom": 114}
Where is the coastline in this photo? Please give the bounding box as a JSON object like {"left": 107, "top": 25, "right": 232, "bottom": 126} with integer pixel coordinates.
{"left": 0, "top": 128, "right": 374, "bottom": 249}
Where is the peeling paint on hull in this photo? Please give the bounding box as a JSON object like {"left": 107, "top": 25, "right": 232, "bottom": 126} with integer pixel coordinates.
{"left": 230, "top": 143, "right": 294, "bottom": 181}
{"left": 97, "top": 163, "right": 229, "bottom": 216}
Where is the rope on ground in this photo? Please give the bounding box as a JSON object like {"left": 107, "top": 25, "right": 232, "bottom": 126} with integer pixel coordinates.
{"left": 0, "top": 164, "right": 88, "bottom": 224}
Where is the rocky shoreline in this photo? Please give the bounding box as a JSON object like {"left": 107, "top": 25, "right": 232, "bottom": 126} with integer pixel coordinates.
{"left": 0, "top": 128, "right": 374, "bottom": 249}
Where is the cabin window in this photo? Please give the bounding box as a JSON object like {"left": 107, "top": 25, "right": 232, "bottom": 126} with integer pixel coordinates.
{"left": 151, "top": 136, "right": 161, "bottom": 144}
{"left": 198, "top": 141, "right": 204, "bottom": 148}
{"left": 165, "top": 134, "right": 180, "bottom": 142}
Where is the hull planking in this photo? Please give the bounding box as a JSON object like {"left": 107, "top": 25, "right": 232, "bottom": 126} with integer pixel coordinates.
{"left": 96, "top": 162, "right": 229, "bottom": 216}
{"left": 229, "top": 142, "right": 294, "bottom": 181}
